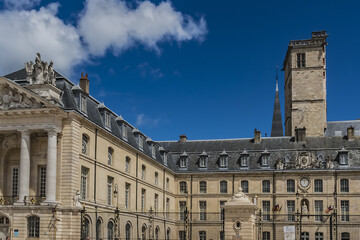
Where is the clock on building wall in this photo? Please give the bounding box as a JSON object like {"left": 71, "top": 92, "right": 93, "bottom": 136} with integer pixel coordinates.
{"left": 300, "top": 177, "right": 310, "bottom": 189}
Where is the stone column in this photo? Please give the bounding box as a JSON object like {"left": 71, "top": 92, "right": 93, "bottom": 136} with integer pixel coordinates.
{"left": 18, "top": 130, "right": 30, "bottom": 203}
{"left": 45, "top": 129, "right": 57, "bottom": 203}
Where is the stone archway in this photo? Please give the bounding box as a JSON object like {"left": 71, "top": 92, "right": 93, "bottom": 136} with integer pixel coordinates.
{"left": 0, "top": 215, "right": 10, "bottom": 240}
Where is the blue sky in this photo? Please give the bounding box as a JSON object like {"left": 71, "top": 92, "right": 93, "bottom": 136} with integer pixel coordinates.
{"left": 0, "top": 0, "right": 359, "bottom": 141}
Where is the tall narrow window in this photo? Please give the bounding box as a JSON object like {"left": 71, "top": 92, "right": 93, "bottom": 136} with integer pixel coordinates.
{"left": 151, "top": 144, "right": 156, "bottom": 158}
{"left": 163, "top": 152, "right": 168, "bottom": 166}
{"left": 262, "top": 180, "right": 270, "bottom": 193}
{"left": 105, "top": 112, "right": 111, "bottom": 128}
{"left": 339, "top": 152, "right": 348, "bottom": 165}
{"left": 125, "top": 157, "right": 130, "bottom": 173}
{"left": 179, "top": 231, "right": 186, "bottom": 240}
{"left": 199, "top": 155, "right": 207, "bottom": 168}
{"left": 297, "top": 53, "right": 306, "bottom": 68}
{"left": 340, "top": 200, "right": 349, "bottom": 222}
{"left": 154, "top": 194, "right": 159, "bottom": 213}
{"left": 141, "top": 165, "right": 146, "bottom": 180}
{"left": 108, "top": 148, "right": 113, "bottom": 166}
{"left": 28, "top": 216, "right": 40, "bottom": 238}
{"left": 199, "top": 201, "right": 207, "bottom": 221}
{"left": 199, "top": 231, "right": 206, "bottom": 240}
{"left": 39, "top": 166, "right": 46, "bottom": 198}
{"left": 121, "top": 124, "right": 127, "bottom": 140}
{"left": 80, "top": 95, "right": 87, "bottom": 113}
{"left": 219, "top": 156, "right": 227, "bottom": 168}
{"left": 107, "top": 221, "right": 114, "bottom": 240}
{"left": 220, "top": 181, "right": 227, "bottom": 194}
{"left": 12, "top": 167, "right": 19, "bottom": 197}
{"left": 166, "top": 228, "right": 171, "bottom": 240}
{"left": 179, "top": 181, "right": 187, "bottom": 194}
{"left": 262, "top": 231, "right": 270, "bottom": 240}
{"left": 107, "top": 177, "right": 113, "bottom": 205}
{"left": 138, "top": 135, "right": 144, "bottom": 151}
{"left": 82, "top": 134, "right": 89, "bottom": 155}
{"left": 287, "top": 179, "right": 295, "bottom": 193}
{"left": 240, "top": 152, "right": 249, "bottom": 167}
{"left": 81, "top": 167, "right": 89, "bottom": 200}
{"left": 315, "top": 200, "right": 323, "bottom": 222}
{"left": 155, "top": 172, "right": 159, "bottom": 186}
{"left": 166, "top": 178, "right": 169, "bottom": 191}
{"left": 179, "top": 201, "right": 186, "bottom": 220}
{"left": 125, "top": 183, "right": 130, "bottom": 210}
{"left": 199, "top": 181, "right": 207, "bottom": 194}
{"left": 166, "top": 198, "right": 170, "bottom": 218}
{"left": 155, "top": 227, "right": 160, "bottom": 240}
{"left": 340, "top": 179, "right": 349, "bottom": 192}
{"left": 179, "top": 154, "right": 188, "bottom": 168}
{"left": 141, "top": 189, "right": 146, "bottom": 212}
{"left": 220, "top": 201, "right": 227, "bottom": 220}
{"left": 314, "top": 179, "right": 323, "bottom": 192}
{"left": 241, "top": 180, "right": 249, "bottom": 193}
{"left": 125, "top": 223, "right": 131, "bottom": 240}
{"left": 261, "top": 154, "right": 270, "bottom": 167}
{"left": 287, "top": 200, "right": 295, "bottom": 221}
{"left": 263, "top": 201, "right": 270, "bottom": 221}
{"left": 96, "top": 218, "right": 102, "bottom": 240}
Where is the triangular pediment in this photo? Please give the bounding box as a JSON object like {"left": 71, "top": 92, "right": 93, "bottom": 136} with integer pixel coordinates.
{"left": 0, "top": 76, "right": 54, "bottom": 111}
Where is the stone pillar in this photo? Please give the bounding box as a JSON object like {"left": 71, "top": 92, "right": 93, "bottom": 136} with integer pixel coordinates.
{"left": 45, "top": 129, "right": 58, "bottom": 203}
{"left": 18, "top": 130, "right": 31, "bottom": 203}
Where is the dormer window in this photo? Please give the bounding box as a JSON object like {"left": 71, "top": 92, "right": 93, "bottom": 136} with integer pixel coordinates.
{"left": 146, "top": 138, "right": 155, "bottom": 158}
{"left": 80, "top": 95, "right": 87, "bottom": 113}
{"left": 199, "top": 151, "right": 208, "bottom": 168}
{"left": 339, "top": 147, "right": 348, "bottom": 166}
{"left": 240, "top": 150, "right": 249, "bottom": 168}
{"left": 179, "top": 151, "right": 188, "bottom": 169}
{"left": 163, "top": 152, "right": 168, "bottom": 166}
{"left": 159, "top": 146, "right": 167, "bottom": 165}
{"left": 104, "top": 112, "right": 110, "bottom": 128}
{"left": 121, "top": 124, "right": 127, "bottom": 140}
{"left": 133, "top": 129, "right": 143, "bottom": 151}
{"left": 219, "top": 150, "right": 228, "bottom": 168}
{"left": 261, "top": 149, "right": 270, "bottom": 167}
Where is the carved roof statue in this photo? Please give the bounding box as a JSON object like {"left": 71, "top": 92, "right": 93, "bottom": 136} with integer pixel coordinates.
{"left": 25, "top": 53, "right": 55, "bottom": 86}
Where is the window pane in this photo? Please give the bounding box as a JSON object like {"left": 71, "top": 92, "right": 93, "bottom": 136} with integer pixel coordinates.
{"left": 241, "top": 180, "right": 249, "bottom": 193}
{"left": 262, "top": 180, "right": 270, "bottom": 193}
{"left": 220, "top": 181, "right": 227, "bottom": 193}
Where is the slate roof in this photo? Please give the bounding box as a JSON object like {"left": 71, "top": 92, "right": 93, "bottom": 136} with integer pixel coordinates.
{"left": 3, "top": 68, "right": 360, "bottom": 173}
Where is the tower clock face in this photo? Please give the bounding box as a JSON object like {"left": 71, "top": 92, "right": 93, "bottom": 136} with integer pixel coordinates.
{"left": 300, "top": 177, "right": 309, "bottom": 188}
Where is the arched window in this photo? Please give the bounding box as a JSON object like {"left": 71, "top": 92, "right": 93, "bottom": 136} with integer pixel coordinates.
{"left": 82, "top": 134, "right": 89, "bottom": 155}
{"left": 28, "top": 216, "right": 40, "bottom": 238}
{"left": 126, "top": 222, "right": 132, "bottom": 240}
{"left": 155, "top": 226, "right": 160, "bottom": 240}
{"left": 141, "top": 224, "right": 147, "bottom": 240}
{"left": 179, "top": 181, "right": 187, "bottom": 194}
{"left": 155, "top": 172, "right": 159, "bottom": 186}
{"left": 166, "top": 178, "right": 169, "bottom": 191}
{"left": 166, "top": 228, "right": 171, "bottom": 240}
{"left": 107, "top": 221, "right": 114, "bottom": 240}
{"left": 287, "top": 179, "right": 295, "bottom": 193}
{"left": 125, "top": 157, "right": 131, "bottom": 173}
{"left": 82, "top": 217, "right": 91, "bottom": 239}
{"left": 96, "top": 218, "right": 102, "bottom": 239}
{"left": 108, "top": 147, "right": 113, "bottom": 165}
{"left": 241, "top": 180, "right": 249, "bottom": 193}
{"left": 341, "top": 232, "right": 350, "bottom": 240}
{"left": 141, "top": 165, "right": 146, "bottom": 180}
{"left": 199, "top": 181, "right": 207, "bottom": 194}
{"left": 220, "top": 181, "right": 227, "bottom": 194}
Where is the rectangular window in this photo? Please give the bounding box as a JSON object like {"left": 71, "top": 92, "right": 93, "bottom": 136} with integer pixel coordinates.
{"left": 107, "top": 176, "right": 113, "bottom": 205}
{"left": 262, "top": 180, "right": 270, "bottom": 193}
{"left": 315, "top": 232, "right": 323, "bottom": 240}
{"left": 341, "top": 200, "right": 349, "bottom": 222}
{"left": 241, "top": 180, "right": 249, "bottom": 193}
{"left": 155, "top": 172, "right": 158, "bottom": 186}
{"left": 125, "top": 183, "right": 130, "bottom": 210}
{"left": 340, "top": 179, "right": 349, "bottom": 192}
{"left": 105, "top": 112, "right": 110, "bottom": 128}
{"left": 219, "top": 157, "right": 227, "bottom": 168}
{"left": 339, "top": 153, "right": 348, "bottom": 165}
{"left": 199, "top": 231, "right": 206, "bottom": 240}
{"left": 287, "top": 200, "right": 295, "bottom": 221}
{"left": 301, "top": 232, "right": 309, "bottom": 240}
{"left": 166, "top": 178, "right": 169, "bottom": 191}
{"left": 262, "top": 231, "right": 270, "bottom": 240}
{"left": 179, "top": 201, "right": 186, "bottom": 220}
{"left": 180, "top": 158, "right": 187, "bottom": 168}
{"left": 262, "top": 155, "right": 269, "bottom": 166}
{"left": 297, "top": 53, "right": 306, "bottom": 68}
{"left": 241, "top": 155, "right": 249, "bottom": 167}
{"left": 199, "top": 181, "right": 207, "bottom": 194}
{"left": 179, "top": 231, "right": 186, "bottom": 240}
{"left": 80, "top": 95, "right": 87, "bottom": 113}
{"left": 199, "top": 157, "right": 206, "bottom": 168}
{"left": 39, "top": 166, "right": 46, "bottom": 198}
{"left": 199, "top": 201, "right": 207, "bottom": 221}
{"left": 180, "top": 182, "right": 187, "bottom": 194}
{"left": 141, "top": 189, "right": 146, "bottom": 212}
{"left": 121, "top": 124, "right": 127, "bottom": 140}
{"left": 138, "top": 135, "right": 143, "bottom": 151}
{"left": 263, "top": 201, "right": 270, "bottom": 221}
{"left": 164, "top": 153, "right": 168, "bottom": 166}
{"left": 220, "top": 181, "right": 227, "bottom": 194}
{"left": 12, "top": 167, "right": 19, "bottom": 197}
{"left": 154, "top": 194, "right": 159, "bottom": 214}
{"left": 315, "top": 200, "right": 323, "bottom": 222}
{"left": 81, "top": 167, "right": 89, "bottom": 200}
{"left": 314, "top": 179, "right": 323, "bottom": 192}
{"left": 166, "top": 198, "right": 170, "bottom": 218}
{"left": 287, "top": 180, "right": 295, "bottom": 193}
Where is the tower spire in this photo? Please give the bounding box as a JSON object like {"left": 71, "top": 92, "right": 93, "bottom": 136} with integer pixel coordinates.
{"left": 271, "top": 66, "right": 284, "bottom": 137}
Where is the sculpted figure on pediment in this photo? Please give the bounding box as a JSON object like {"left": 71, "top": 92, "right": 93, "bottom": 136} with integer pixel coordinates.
{"left": 25, "top": 53, "right": 55, "bottom": 86}
{"left": 0, "top": 84, "right": 41, "bottom": 110}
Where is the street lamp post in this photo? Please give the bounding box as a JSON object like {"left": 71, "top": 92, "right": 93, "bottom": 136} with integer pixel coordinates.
{"left": 149, "top": 207, "right": 154, "bottom": 240}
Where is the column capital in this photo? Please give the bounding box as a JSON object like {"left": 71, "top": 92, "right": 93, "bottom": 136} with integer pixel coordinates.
{"left": 19, "top": 129, "right": 31, "bottom": 135}
{"left": 46, "top": 128, "right": 60, "bottom": 137}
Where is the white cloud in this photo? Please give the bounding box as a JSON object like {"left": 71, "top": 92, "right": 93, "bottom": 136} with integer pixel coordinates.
{"left": 136, "top": 113, "right": 160, "bottom": 127}
{"left": 0, "top": 3, "right": 87, "bottom": 75}
{"left": 78, "top": 0, "right": 207, "bottom": 56}
{"left": 1, "top": 0, "right": 41, "bottom": 10}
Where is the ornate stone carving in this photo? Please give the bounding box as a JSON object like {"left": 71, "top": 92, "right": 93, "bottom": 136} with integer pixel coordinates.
{"left": 275, "top": 158, "right": 284, "bottom": 170}
{"left": 2, "top": 134, "right": 19, "bottom": 149}
{"left": 0, "top": 84, "right": 42, "bottom": 110}
{"left": 283, "top": 152, "right": 334, "bottom": 170}
{"left": 233, "top": 219, "right": 242, "bottom": 235}
{"left": 232, "top": 186, "right": 249, "bottom": 201}
{"left": 25, "top": 53, "right": 55, "bottom": 85}
{"left": 73, "top": 189, "right": 82, "bottom": 208}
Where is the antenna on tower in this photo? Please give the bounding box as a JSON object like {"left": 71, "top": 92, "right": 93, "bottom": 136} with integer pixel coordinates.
{"left": 276, "top": 66, "right": 279, "bottom": 91}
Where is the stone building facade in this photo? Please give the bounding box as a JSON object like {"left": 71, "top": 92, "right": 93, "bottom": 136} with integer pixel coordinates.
{"left": 0, "top": 32, "right": 359, "bottom": 240}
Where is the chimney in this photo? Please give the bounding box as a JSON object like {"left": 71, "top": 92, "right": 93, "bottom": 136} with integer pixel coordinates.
{"left": 347, "top": 126, "right": 355, "bottom": 140}
{"left": 179, "top": 135, "right": 187, "bottom": 143}
{"left": 295, "top": 127, "right": 306, "bottom": 142}
{"left": 79, "top": 73, "right": 89, "bottom": 94}
{"left": 254, "top": 129, "right": 261, "bottom": 143}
